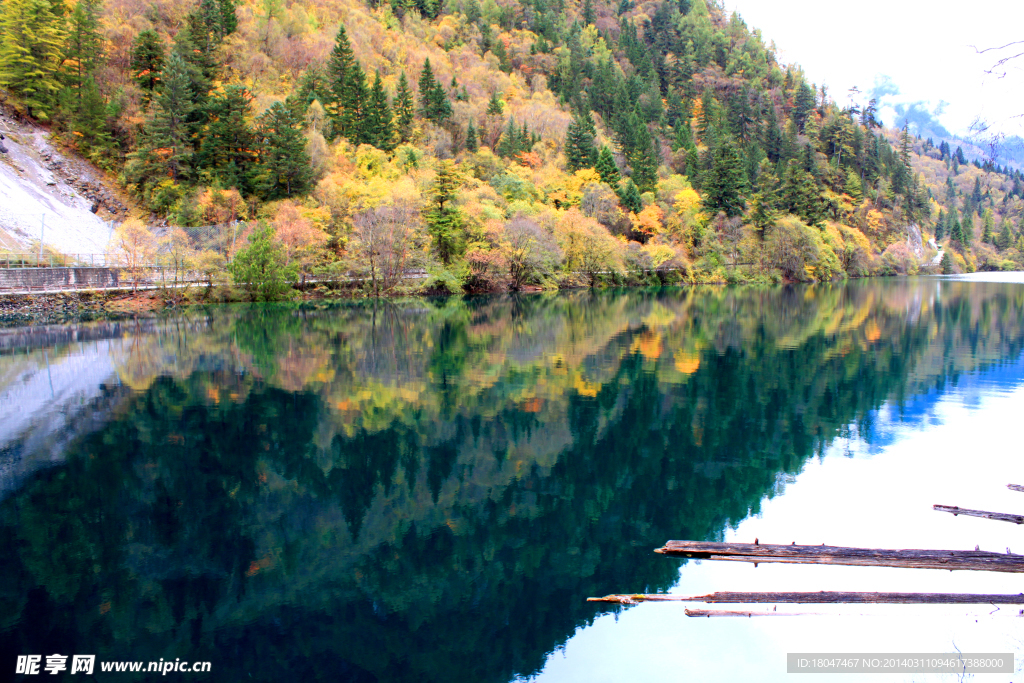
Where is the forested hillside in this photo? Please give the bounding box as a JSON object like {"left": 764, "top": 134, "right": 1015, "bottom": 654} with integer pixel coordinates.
{"left": 2, "top": 0, "right": 1023, "bottom": 291}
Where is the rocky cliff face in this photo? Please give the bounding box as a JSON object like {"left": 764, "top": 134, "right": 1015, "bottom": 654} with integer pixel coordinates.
{"left": 907, "top": 223, "right": 924, "bottom": 259}
{"left": 0, "top": 107, "right": 128, "bottom": 256}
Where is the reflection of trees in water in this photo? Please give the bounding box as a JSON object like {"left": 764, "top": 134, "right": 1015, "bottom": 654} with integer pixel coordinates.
{"left": 1, "top": 281, "right": 1024, "bottom": 683}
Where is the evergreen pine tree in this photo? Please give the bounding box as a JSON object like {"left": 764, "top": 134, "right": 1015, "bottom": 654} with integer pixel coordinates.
{"left": 859, "top": 98, "right": 880, "bottom": 128}
{"left": 479, "top": 22, "right": 493, "bottom": 56}
{"left": 338, "top": 61, "right": 369, "bottom": 142}
{"left": 617, "top": 178, "right": 642, "bottom": 214}
{"left": 466, "top": 121, "right": 478, "bottom": 152}
{"left": 394, "top": 71, "right": 415, "bottom": 143}
{"left": 71, "top": 76, "right": 112, "bottom": 151}
{"left": 170, "top": 32, "right": 211, "bottom": 114}
{"left": 981, "top": 208, "right": 995, "bottom": 244}
{"left": 130, "top": 29, "right": 165, "bottom": 97}
{"left": 996, "top": 218, "right": 1013, "bottom": 251}
{"left": 327, "top": 25, "right": 358, "bottom": 131}
{"left": 297, "top": 66, "right": 327, "bottom": 110}
{"left": 327, "top": 25, "right": 357, "bottom": 94}
{"left": 418, "top": 59, "right": 452, "bottom": 125}
{"left": 425, "top": 160, "right": 464, "bottom": 265}
{"left": 59, "top": 75, "right": 111, "bottom": 156}
{"left": 898, "top": 123, "right": 912, "bottom": 168}
{"left": 418, "top": 60, "right": 439, "bottom": 119}
{"left": 0, "top": 0, "right": 67, "bottom": 118}
{"left": 195, "top": 84, "right": 255, "bottom": 191}
{"left": 843, "top": 169, "right": 863, "bottom": 201}
{"left": 802, "top": 142, "right": 817, "bottom": 175}
{"left": 684, "top": 144, "right": 700, "bottom": 184}
{"left": 792, "top": 81, "right": 816, "bottom": 132}
{"left": 934, "top": 210, "right": 945, "bottom": 242}
{"left": 486, "top": 91, "right": 504, "bottom": 115}
{"left": 582, "top": 0, "right": 595, "bottom": 25}
{"left": 949, "top": 212, "right": 964, "bottom": 247}
{"left": 140, "top": 52, "right": 194, "bottom": 181}
{"left": 63, "top": 0, "right": 104, "bottom": 98}
{"left": 629, "top": 116, "right": 659, "bottom": 193}
{"left": 123, "top": 52, "right": 195, "bottom": 206}
{"left": 696, "top": 87, "right": 717, "bottom": 140}
{"left": 760, "top": 103, "right": 783, "bottom": 163}
{"left": 701, "top": 138, "right": 747, "bottom": 217}
{"left": 940, "top": 249, "right": 954, "bottom": 274}
{"left": 564, "top": 111, "right": 598, "bottom": 172}
{"left": 960, "top": 209, "right": 973, "bottom": 247}
{"left": 496, "top": 117, "right": 517, "bottom": 158}
{"left": 252, "top": 101, "right": 314, "bottom": 199}
{"left": 596, "top": 146, "right": 621, "bottom": 186}
{"left": 219, "top": 0, "right": 238, "bottom": 35}
{"left": 365, "top": 72, "right": 394, "bottom": 150}
{"left": 780, "top": 159, "right": 822, "bottom": 225}
{"left": 750, "top": 158, "right": 779, "bottom": 240}
{"left": 492, "top": 38, "right": 511, "bottom": 73}
{"left": 183, "top": 0, "right": 227, "bottom": 82}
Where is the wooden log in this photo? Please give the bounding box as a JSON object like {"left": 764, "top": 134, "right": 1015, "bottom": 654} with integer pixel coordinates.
{"left": 934, "top": 504, "right": 1024, "bottom": 525}
{"left": 588, "top": 591, "right": 1024, "bottom": 605}
{"left": 1008, "top": 484, "right": 1024, "bottom": 493}
{"left": 654, "top": 541, "right": 1024, "bottom": 572}
{"left": 684, "top": 608, "right": 816, "bottom": 617}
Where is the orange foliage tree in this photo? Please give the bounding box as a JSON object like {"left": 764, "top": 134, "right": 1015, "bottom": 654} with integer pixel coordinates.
{"left": 272, "top": 201, "right": 329, "bottom": 282}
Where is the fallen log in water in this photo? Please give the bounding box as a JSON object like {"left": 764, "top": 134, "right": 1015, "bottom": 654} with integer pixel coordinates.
{"left": 654, "top": 541, "right": 1024, "bottom": 572}
{"left": 684, "top": 608, "right": 816, "bottom": 617}
{"left": 588, "top": 591, "right": 1024, "bottom": 605}
{"left": 1008, "top": 484, "right": 1024, "bottom": 493}
{"left": 934, "top": 504, "right": 1024, "bottom": 524}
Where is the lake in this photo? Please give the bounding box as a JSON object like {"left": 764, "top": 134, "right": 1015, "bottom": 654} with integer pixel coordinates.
{"left": 2, "top": 275, "right": 1024, "bottom": 682}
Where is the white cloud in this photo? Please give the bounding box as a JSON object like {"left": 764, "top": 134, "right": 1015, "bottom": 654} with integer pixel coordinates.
{"left": 725, "top": 0, "right": 1024, "bottom": 137}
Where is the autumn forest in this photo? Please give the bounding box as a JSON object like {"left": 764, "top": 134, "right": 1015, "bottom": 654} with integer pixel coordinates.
{"left": 2, "top": 0, "right": 1024, "bottom": 296}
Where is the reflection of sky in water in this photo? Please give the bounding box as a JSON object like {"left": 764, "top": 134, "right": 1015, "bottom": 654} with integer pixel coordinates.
{"left": 853, "top": 351, "right": 1024, "bottom": 456}
{"left": 532, "top": 348, "right": 1024, "bottom": 683}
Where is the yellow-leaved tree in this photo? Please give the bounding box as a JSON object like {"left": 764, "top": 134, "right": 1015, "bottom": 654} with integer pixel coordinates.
{"left": 554, "top": 208, "right": 623, "bottom": 287}
{"left": 112, "top": 219, "right": 156, "bottom": 292}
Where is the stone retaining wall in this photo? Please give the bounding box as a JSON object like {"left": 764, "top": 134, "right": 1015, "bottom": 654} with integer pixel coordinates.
{"left": 0, "top": 267, "right": 119, "bottom": 291}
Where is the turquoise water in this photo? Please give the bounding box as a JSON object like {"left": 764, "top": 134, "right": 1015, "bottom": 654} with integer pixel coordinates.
{"left": 2, "top": 276, "right": 1024, "bottom": 681}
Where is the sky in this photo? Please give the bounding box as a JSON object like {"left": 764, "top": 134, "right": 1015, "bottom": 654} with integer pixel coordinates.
{"left": 723, "top": 0, "right": 1024, "bottom": 141}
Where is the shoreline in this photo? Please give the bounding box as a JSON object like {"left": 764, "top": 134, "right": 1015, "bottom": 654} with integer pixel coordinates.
{"left": 5, "top": 266, "right": 1012, "bottom": 327}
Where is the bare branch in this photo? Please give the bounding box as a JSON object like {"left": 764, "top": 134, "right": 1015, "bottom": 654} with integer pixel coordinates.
{"left": 970, "top": 40, "right": 1024, "bottom": 78}
{"left": 971, "top": 40, "right": 1024, "bottom": 55}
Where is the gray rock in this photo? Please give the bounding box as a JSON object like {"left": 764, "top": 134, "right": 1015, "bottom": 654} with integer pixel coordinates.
{"left": 906, "top": 223, "right": 924, "bottom": 259}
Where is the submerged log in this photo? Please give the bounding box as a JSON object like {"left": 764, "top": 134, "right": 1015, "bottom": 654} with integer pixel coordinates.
{"left": 934, "top": 504, "right": 1024, "bottom": 525}
{"left": 588, "top": 591, "right": 1024, "bottom": 605}
{"left": 654, "top": 541, "right": 1024, "bottom": 572}
{"left": 1008, "top": 484, "right": 1024, "bottom": 493}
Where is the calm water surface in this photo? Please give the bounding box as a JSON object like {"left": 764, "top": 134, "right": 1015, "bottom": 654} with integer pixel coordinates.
{"left": 2, "top": 276, "right": 1024, "bottom": 682}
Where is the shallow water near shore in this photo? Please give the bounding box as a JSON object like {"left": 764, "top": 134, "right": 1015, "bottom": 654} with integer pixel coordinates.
{"left": 2, "top": 275, "right": 1023, "bottom": 682}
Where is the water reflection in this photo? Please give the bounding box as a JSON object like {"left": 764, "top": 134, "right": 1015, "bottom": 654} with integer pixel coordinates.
{"left": 1, "top": 279, "right": 1023, "bottom": 682}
